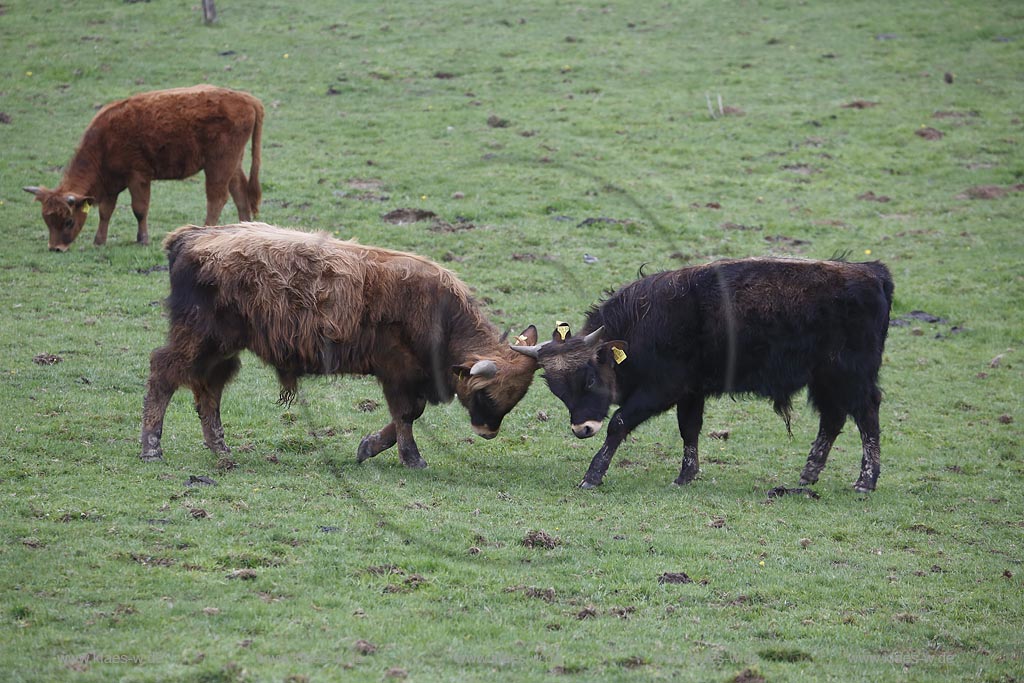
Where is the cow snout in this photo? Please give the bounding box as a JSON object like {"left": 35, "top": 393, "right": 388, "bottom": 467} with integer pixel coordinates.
{"left": 472, "top": 424, "right": 498, "bottom": 440}
{"left": 572, "top": 420, "right": 603, "bottom": 439}
{"left": 49, "top": 244, "right": 69, "bottom": 253}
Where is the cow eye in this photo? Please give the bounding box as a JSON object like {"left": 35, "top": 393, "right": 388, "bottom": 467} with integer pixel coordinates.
{"left": 63, "top": 218, "right": 74, "bottom": 230}
{"left": 585, "top": 370, "right": 597, "bottom": 390}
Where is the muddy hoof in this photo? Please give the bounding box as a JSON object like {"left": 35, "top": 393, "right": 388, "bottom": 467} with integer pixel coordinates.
{"left": 674, "top": 470, "right": 698, "bottom": 486}
{"left": 401, "top": 456, "right": 428, "bottom": 469}
{"left": 356, "top": 435, "right": 378, "bottom": 463}
{"left": 578, "top": 479, "right": 601, "bottom": 489}
{"left": 853, "top": 481, "right": 876, "bottom": 493}
{"left": 140, "top": 449, "right": 163, "bottom": 462}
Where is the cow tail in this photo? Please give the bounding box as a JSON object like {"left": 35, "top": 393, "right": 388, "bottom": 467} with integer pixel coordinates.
{"left": 248, "top": 100, "right": 264, "bottom": 217}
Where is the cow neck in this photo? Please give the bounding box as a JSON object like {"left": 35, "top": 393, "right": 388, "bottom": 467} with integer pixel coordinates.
{"left": 446, "top": 298, "right": 502, "bottom": 366}
{"left": 58, "top": 130, "right": 108, "bottom": 197}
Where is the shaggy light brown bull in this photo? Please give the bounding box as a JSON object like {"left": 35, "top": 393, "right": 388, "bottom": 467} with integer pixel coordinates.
{"left": 140, "top": 222, "right": 539, "bottom": 467}
{"left": 25, "top": 85, "right": 263, "bottom": 251}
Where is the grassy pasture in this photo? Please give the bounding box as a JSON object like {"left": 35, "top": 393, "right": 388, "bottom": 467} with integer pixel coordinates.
{"left": 1, "top": 1, "right": 1023, "bottom": 681}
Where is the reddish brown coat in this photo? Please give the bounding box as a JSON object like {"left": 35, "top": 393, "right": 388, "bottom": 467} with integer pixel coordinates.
{"left": 140, "top": 222, "right": 539, "bottom": 467}
{"left": 25, "top": 85, "right": 263, "bottom": 251}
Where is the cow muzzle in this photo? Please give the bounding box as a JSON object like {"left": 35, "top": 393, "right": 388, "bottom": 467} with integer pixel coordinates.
{"left": 49, "top": 244, "right": 69, "bottom": 253}
{"left": 572, "top": 420, "right": 603, "bottom": 439}
{"left": 472, "top": 425, "right": 498, "bottom": 440}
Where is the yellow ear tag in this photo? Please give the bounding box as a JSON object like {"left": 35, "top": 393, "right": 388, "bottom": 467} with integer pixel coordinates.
{"left": 612, "top": 346, "right": 627, "bottom": 365}
{"left": 514, "top": 334, "right": 528, "bottom": 345}
{"left": 555, "top": 321, "right": 570, "bottom": 341}
{"left": 81, "top": 203, "right": 91, "bottom": 215}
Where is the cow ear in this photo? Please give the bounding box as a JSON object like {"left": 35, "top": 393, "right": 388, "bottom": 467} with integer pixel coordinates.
{"left": 597, "top": 341, "right": 629, "bottom": 367}
{"left": 552, "top": 321, "right": 572, "bottom": 343}
{"left": 512, "top": 325, "right": 538, "bottom": 347}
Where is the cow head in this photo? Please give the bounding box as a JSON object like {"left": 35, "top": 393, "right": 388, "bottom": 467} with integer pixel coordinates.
{"left": 511, "top": 324, "right": 628, "bottom": 439}
{"left": 24, "top": 186, "right": 94, "bottom": 252}
{"left": 453, "top": 325, "right": 540, "bottom": 439}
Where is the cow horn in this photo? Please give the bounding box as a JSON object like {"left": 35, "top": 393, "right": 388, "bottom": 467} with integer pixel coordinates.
{"left": 469, "top": 359, "right": 498, "bottom": 377}
{"left": 23, "top": 186, "right": 42, "bottom": 196}
{"left": 582, "top": 326, "right": 605, "bottom": 346}
{"left": 509, "top": 341, "right": 548, "bottom": 359}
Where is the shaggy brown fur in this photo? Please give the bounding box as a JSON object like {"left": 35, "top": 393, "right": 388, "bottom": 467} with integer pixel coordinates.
{"left": 25, "top": 85, "right": 263, "bottom": 251}
{"left": 140, "top": 223, "right": 539, "bottom": 468}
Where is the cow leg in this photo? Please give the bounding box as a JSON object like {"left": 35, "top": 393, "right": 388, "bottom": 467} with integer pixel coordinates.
{"left": 203, "top": 171, "right": 232, "bottom": 226}
{"left": 799, "top": 401, "right": 846, "bottom": 486}
{"left": 93, "top": 196, "right": 117, "bottom": 246}
{"left": 674, "top": 394, "right": 705, "bottom": 485}
{"left": 373, "top": 385, "right": 428, "bottom": 468}
{"left": 191, "top": 357, "right": 240, "bottom": 455}
{"left": 357, "top": 423, "right": 397, "bottom": 463}
{"left": 140, "top": 345, "right": 187, "bottom": 461}
{"left": 580, "top": 399, "right": 664, "bottom": 489}
{"left": 851, "top": 387, "right": 883, "bottom": 493}
{"left": 127, "top": 178, "right": 151, "bottom": 245}
{"left": 228, "top": 168, "right": 252, "bottom": 221}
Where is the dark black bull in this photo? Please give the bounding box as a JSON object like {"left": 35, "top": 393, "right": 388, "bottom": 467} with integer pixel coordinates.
{"left": 514, "top": 258, "right": 894, "bottom": 491}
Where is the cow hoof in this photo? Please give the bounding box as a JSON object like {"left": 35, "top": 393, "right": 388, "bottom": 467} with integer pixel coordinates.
{"left": 578, "top": 479, "right": 600, "bottom": 489}
{"left": 853, "top": 481, "right": 876, "bottom": 493}
{"left": 674, "top": 470, "right": 698, "bottom": 486}
{"left": 356, "top": 435, "right": 378, "bottom": 463}
{"left": 798, "top": 477, "right": 816, "bottom": 486}
{"left": 402, "top": 456, "right": 428, "bottom": 469}
{"left": 140, "top": 449, "right": 163, "bottom": 462}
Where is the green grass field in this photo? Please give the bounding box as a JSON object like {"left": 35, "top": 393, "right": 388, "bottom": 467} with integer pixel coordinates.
{"left": 1, "top": 1, "right": 1022, "bottom": 681}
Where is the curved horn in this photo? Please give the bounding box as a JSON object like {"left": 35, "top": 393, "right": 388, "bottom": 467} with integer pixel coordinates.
{"left": 23, "top": 186, "right": 42, "bottom": 196}
{"left": 469, "top": 359, "right": 498, "bottom": 378}
{"left": 582, "top": 326, "right": 605, "bottom": 346}
{"left": 510, "top": 339, "right": 550, "bottom": 359}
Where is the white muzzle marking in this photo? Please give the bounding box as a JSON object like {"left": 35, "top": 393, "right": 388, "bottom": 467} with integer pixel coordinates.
{"left": 572, "top": 420, "right": 603, "bottom": 439}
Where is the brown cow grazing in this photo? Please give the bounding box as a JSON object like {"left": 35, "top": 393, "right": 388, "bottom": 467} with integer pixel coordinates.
{"left": 140, "top": 222, "right": 540, "bottom": 467}
{"left": 25, "top": 85, "right": 263, "bottom": 252}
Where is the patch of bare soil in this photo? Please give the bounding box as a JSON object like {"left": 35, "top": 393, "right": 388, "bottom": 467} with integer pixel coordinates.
{"left": 185, "top": 475, "right": 218, "bottom": 487}
{"left": 0, "top": 112, "right": 11, "bottom": 124}
{"left": 766, "top": 486, "right": 820, "bottom": 500}
{"left": 522, "top": 529, "right": 562, "bottom": 549}
{"left": 429, "top": 217, "right": 477, "bottom": 233}
{"left": 933, "top": 110, "right": 979, "bottom": 119}
{"left": 658, "top": 572, "right": 693, "bottom": 584}
{"left": 915, "top": 127, "right": 944, "bottom": 140}
{"left": 577, "top": 216, "right": 633, "bottom": 228}
{"left": 842, "top": 100, "right": 879, "bottom": 109}
{"left": 857, "top": 190, "right": 891, "bottom": 202}
{"left": 781, "top": 163, "right": 819, "bottom": 175}
{"left": 381, "top": 208, "right": 437, "bottom": 224}
{"left": 733, "top": 668, "right": 766, "bottom": 683}
{"left": 956, "top": 184, "right": 1024, "bottom": 200}
{"left": 720, "top": 221, "right": 761, "bottom": 231}
{"left": 891, "top": 310, "right": 947, "bottom": 326}
{"left": 504, "top": 585, "right": 556, "bottom": 602}
{"left": 33, "top": 353, "right": 63, "bottom": 365}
